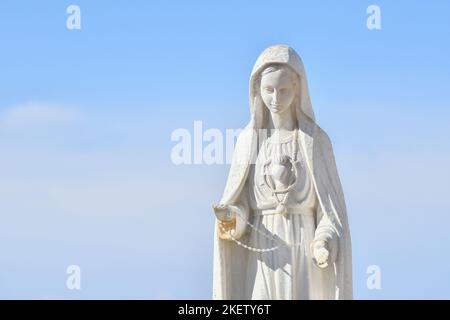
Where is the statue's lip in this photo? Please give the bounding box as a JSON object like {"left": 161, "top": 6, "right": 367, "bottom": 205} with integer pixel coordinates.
{"left": 270, "top": 104, "right": 284, "bottom": 110}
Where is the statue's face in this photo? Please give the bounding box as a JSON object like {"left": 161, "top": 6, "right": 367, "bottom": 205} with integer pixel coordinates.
{"left": 260, "top": 68, "right": 295, "bottom": 115}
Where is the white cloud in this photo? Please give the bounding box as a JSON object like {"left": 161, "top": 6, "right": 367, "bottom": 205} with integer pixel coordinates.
{"left": 0, "top": 102, "right": 81, "bottom": 130}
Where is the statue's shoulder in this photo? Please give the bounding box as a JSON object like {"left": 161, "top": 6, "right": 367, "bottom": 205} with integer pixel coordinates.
{"left": 220, "top": 124, "right": 255, "bottom": 204}
{"left": 234, "top": 124, "right": 256, "bottom": 150}
{"left": 309, "top": 123, "right": 336, "bottom": 162}
{"left": 314, "top": 124, "right": 329, "bottom": 143}
{"left": 238, "top": 124, "right": 254, "bottom": 139}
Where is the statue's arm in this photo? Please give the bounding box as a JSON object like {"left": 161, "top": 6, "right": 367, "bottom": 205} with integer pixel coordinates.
{"left": 312, "top": 204, "right": 339, "bottom": 264}
{"left": 214, "top": 127, "right": 255, "bottom": 241}
{"left": 311, "top": 126, "right": 349, "bottom": 266}
{"left": 231, "top": 179, "right": 251, "bottom": 239}
{"left": 214, "top": 178, "right": 250, "bottom": 241}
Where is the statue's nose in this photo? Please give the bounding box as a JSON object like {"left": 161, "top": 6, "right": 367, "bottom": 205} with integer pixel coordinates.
{"left": 273, "top": 90, "right": 279, "bottom": 102}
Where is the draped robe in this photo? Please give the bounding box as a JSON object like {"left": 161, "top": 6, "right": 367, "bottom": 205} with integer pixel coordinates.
{"left": 212, "top": 45, "right": 352, "bottom": 300}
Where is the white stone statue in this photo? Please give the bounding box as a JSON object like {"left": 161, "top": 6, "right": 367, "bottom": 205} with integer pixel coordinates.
{"left": 212, "top": 45, "right": 352, "bottom": 300}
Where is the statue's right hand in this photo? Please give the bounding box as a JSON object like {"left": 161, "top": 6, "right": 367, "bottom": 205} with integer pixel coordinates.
{"left": 217, "top": 218, "right": 236, "bottom": 240}
{"left": 213, "top": 204, "right": 236, "bottom": 240}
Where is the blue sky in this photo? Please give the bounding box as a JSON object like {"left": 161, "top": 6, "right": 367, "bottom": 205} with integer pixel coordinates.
{"left": 0, "top": 0, "right": 449, "bottom": 299}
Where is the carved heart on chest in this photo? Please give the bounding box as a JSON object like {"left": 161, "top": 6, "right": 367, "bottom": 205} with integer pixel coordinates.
{"left": 267, "top": 161, "right": 295, "bottom": 189}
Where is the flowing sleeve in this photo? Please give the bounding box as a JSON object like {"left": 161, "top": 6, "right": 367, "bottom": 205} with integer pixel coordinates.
{"left": 214, "top": 126, "right": 256, "bottom": 240}
{"left": 227, "top": 178, "right": 251, "bottom": 240}
{"left": 312, "top": 126, "right": 352, "bottom": 298}
{"left": 313, "top": 203, "right": 339, "bottom": 263}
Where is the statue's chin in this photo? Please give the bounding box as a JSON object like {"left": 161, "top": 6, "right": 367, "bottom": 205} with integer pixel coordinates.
{"left": 269, "top": 106, "right": 288, "bottom": 114}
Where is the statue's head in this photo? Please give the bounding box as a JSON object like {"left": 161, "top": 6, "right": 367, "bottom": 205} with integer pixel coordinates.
{"left": 248, "top": 45, "right": 315, "bottom": 129}
{"left": 259, "top": 64, "right": 299, "bottom": 116}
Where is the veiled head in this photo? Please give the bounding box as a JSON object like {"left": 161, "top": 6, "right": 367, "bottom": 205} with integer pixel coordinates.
{"left": 248, "top": 45, "right": 315, "bottom": 130}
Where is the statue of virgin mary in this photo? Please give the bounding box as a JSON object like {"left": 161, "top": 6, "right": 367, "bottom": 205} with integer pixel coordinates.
{"left": 212, "top": 45, "right": 352, "bottom": 300}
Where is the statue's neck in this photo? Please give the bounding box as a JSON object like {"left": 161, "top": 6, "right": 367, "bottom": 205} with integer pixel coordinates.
{"left": 268, "top": 108, "right": 296, "bottom": 132}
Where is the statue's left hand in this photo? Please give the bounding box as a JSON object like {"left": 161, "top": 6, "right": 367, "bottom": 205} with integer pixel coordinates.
{"left": 312, "top": 240, "right": 330, "bottom": 269}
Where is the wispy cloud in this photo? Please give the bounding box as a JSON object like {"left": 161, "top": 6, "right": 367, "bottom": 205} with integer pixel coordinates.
{"left": 0, "top": 102, "right": 81, "bottom": 130}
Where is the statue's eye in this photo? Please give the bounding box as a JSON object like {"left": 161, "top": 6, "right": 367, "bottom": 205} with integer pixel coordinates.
{"left": 264, "top": 87, "right": 274, "bottom": 93}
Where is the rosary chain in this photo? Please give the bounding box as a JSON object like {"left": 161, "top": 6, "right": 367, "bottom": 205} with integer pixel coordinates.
{"left": 217, "top": 129, "right": 305, "bottom": 253}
